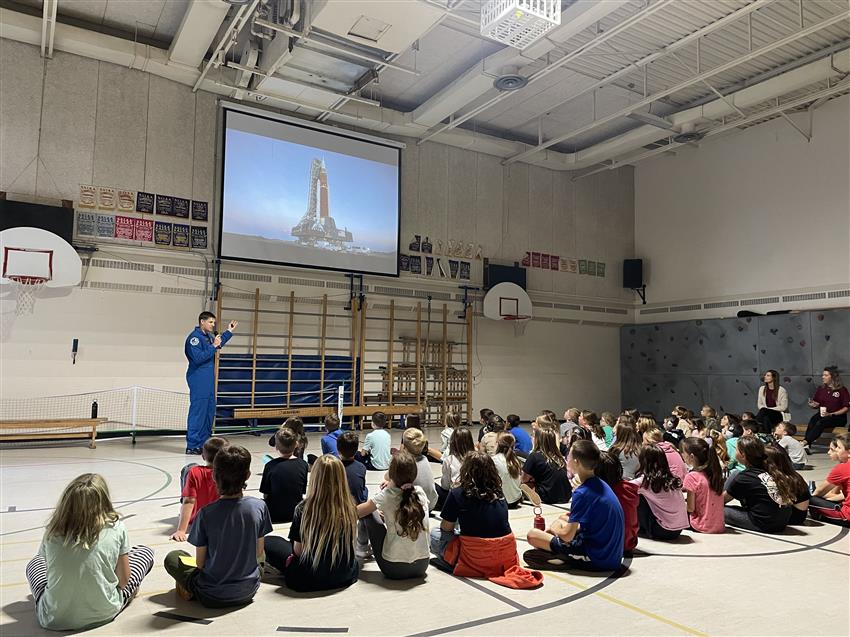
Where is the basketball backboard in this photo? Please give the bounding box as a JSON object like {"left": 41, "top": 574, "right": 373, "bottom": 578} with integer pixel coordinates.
{"left": 0, "top": 227, "right": 81, "bottom": 288}
{"left": 482, "top": 282, "right": 532, "bottom": 321}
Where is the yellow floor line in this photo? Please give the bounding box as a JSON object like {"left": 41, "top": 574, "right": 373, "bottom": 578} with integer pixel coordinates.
{"left": 544, "top": 571, "right": 709, "bottom": 637}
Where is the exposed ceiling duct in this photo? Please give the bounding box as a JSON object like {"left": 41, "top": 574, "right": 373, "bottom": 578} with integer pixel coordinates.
{"left": 168, "top": 0, "right": 233, "bottom": 68}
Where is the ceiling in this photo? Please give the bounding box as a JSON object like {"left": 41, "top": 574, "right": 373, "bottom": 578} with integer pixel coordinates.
{"left": 2, "top": 0, "right": 848, "bottom": 173}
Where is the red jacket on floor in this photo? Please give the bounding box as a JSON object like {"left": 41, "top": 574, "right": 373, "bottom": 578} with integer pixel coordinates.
{"left": 612, "top": 480, "right": 639, "bottom": 552}
{"left": 443, "top": 533, "right": 543, "bottom": 589}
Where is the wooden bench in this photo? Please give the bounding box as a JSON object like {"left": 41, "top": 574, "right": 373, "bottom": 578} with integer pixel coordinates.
{"left": 0, "top": 418, "right": 107, "bottom": 448}
{"left": 791, "top": 423, "right": 848, "bottom": 445}
{"left": 233, "top": 405, "right": 423, "bottom": 420}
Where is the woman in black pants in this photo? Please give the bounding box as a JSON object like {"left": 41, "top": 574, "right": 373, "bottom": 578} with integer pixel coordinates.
{"left": 755, "top": 370, "right": 787, "bottom": 433}
{"left": 804, "top": 367, "right": 850, "bottom": 450}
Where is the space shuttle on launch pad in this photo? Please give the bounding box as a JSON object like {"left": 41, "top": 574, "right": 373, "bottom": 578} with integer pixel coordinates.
{"left": 291, "top": 158, "right": 355, "bottom": 249}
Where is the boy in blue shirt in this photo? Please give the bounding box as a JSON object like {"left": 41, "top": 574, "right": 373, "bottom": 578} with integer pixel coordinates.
{"left": 356, "top": 411, "right": 392, "bottom": 471}
{"left": 523, "top": 440, "right": 624, "bottom": 572}
{"left": 506, "top": 414, "right": 533, "bottom": 457}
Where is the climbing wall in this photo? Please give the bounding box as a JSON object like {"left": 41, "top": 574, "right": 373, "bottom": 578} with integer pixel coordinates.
{"left": 621, "top": 308, "right": 850, "bottom": 421}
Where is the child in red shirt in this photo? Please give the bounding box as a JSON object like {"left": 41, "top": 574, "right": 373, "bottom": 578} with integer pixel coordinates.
{"left": 595, "top": 451, "right": 639, "bottom": 555}
{"left": 171, "top": 437, "right": 228, "bottom": 541}
{"left": 810, "top": 433, "right": 850, "bottom": 526}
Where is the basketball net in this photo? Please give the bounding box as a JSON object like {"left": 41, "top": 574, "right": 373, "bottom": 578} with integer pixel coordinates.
{"left": 503, "top": 315, "right": 531, "bottom": 337}
{"left": 9, "top": 276, "right": 46, "bottom": 315}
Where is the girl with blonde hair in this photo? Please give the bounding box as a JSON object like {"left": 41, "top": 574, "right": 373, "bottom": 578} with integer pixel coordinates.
{"left": 265, "top": 455, "right": 359, "bottom": 592}
{"left": 26, "top": 474, "right": 154, "bottom": 630}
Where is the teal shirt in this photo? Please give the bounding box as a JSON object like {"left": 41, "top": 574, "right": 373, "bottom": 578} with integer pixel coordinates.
{"left": 363, "top": 428, "right": 392, "bottom": 470}
{"left": 603, "top": 425, "right": 615, "bottom": 448}
{"left": 36, "top": 521, "right": 129, "bottom": 630}
{"left": 726, "top": 437, "right": 745, "bottom": 471}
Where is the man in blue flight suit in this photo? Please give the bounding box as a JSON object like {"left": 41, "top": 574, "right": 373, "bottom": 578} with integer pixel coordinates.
{"left": 184, "top": 311, "right": 238, "bottom": 454}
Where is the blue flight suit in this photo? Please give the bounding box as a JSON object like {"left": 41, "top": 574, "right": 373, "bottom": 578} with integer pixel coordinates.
{"left": 185, "top": 326, "right": 232, "bottom": 449}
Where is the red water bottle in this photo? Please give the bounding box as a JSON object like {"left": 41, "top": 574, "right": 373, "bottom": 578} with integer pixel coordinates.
{"left": 533, "top": 506, "right": 545, "bottom": 531}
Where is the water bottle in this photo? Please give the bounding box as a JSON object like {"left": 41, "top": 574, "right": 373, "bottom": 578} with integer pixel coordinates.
{"left": 91, "top": 401, "right": 98, "bottom": 419}
{"left": 533, "top": 506, "right": 545, "bottom": 531}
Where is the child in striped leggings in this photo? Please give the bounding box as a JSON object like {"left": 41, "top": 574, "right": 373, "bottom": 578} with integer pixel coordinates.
{"left": 25, "top": 474, "right": 153, "bottom": 631}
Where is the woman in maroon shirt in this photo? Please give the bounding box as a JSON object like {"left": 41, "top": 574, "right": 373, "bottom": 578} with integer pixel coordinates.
{"left": 804, "top": 367, "right": 850, "bottom": 449}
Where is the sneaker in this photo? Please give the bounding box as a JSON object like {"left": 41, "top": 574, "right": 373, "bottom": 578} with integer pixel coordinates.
{"left": 185, "top": 448, "right": 202, "bottom": 455}
{"left": 520, "top": 484, "right": 542, "bottom": 507}
{"left": 175, "top": 582, "right": 193, "bottom": 601}
{"left": 809, "top": 480, "right": 817, "bottom": 495}
{"left": 522, "top": 548, "right": 568, "bottom": 571}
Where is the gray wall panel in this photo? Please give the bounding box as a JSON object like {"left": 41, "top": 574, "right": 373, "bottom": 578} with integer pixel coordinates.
{"left": 621, "top": 308, "right": 848, "bottom": 421}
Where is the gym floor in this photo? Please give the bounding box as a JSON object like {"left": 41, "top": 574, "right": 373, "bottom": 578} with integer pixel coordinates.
{"left": 1, "top": 430, "right": 848, "bottom": 637}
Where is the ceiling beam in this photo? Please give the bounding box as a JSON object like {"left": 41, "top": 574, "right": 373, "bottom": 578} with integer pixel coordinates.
{"left": 168, "top": 0, "right": 231, "bottom": 68}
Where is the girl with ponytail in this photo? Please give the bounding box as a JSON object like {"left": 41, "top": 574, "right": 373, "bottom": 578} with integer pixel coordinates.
{"left": 681, "top": 438, "right": 725, "bottom": 533}
{"left": 357, "top": 452, "right": 430, "bottom": 580}
{"left": 723, "top": 437, "right": 794, "bottom": 532}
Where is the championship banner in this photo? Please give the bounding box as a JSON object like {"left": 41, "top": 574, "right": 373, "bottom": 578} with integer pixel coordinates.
{"left": 134, "top": 218, "right": 154, "bottom": 242}
{"left": 587, "top": 261, "right": 597, "bottom": 276}
{"left": 96, "top": 214, "right": 115, "bottom": 238}
{"left": 77, "top": 212, "right": 97, "bottom": 236}
{"left": 115, "top": 215, "right": 135, "bottom": 239}
{"left": 191, "top": 200, "right": 208, "bottom": 222}
{"left": 578, "top": 259, "right": 588, "bottom": 274}
{"left": 173, "top": 223, "right": 190, "bottom": 248}
{"left": 154, "top": 221, "right": 172, "bottom": 246}
{"left": 98, "top": 187, "right": 116, "bottom": 210}
{"left": 568, "top": 258, "right": 578, "bottom": 273}
{"left": 522, "top": 252, "right": 531, "bottom": 267}
{"left": 79, "top": 185, "right": 97, "bottom": 208}
{"left": 459, "top": 261, "right": 471, "bottom": 280}
{"left": 425, "top": 256, "right": 434, "bottom": 276}
{"left": 156, "top": 194, "right": 174, "bottom": 216}
{"left": 550, "top": 255, "right": 560, "bottom": 271}
{"left": 597, "top": 262, "right": 606, "bottom": 277}
{"left": 399, "top": 254, "right": 410, "bottom": 272}
{"left": 531, "top": 252, "right": 541, "bottom": 268}
{"left": 136, "top": 191, "right": 155, "bottom": 214}
{"left": 541, "top": 254, "right": 550, "bottom": 269}
{"left": 173, "top": 197, "right": 190, "bottom": 219}
{"left": 449, "top": 259, "right": 459, "bottom": 279}
{"left": 117, "top": 190, "right": 135, "bottom": 212}
{"left": 409, "top": 255, "right": 422, "bottom": 274}
{"left": 191, "top": 226, "right": 207, "bottom": 249}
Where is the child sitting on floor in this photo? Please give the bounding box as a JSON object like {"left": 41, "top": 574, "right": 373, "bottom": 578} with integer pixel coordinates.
{"left": 26, "top": 474, "right": 154, "bottom": 631}
{"left": 493, "top": 432, "right": 524, "bottom": 508}
{"left": 265, "top": 455, "right": 359, "bottom": 592}
{"left": 630, "top": 445, "right": 689, "bottom": 541}
{"left": 774, "top": 422, "right": 807, "bottom": 470}
{"left": 522, "top": 428, "right": 572, "bottom": 505}
{"left": 307, "top": 413, "right": 342, "bottom": 464}
{"left": 594, "top": 451, "right": 639, "bottom": 556}
{"left": 723, "top": 437, "right": 794, "bottom": 533}
{"left": 580, "top": 410, "right": 609, "bottom": 451}
{"left": 402, "top": 428, "right": 439, "bottom": 511}
{"left": 764, "top": 445, "right": 809, "bottom": 525}
{"left": 335, "top": 431, "right": 370, "bottom": 559}
{"left": 479, "top": 414, "right": 506, "bottom": 455}
{"left": 642, "top": 427, "right": 687, "bottom": 482}
{"left": 600, "top": 412, "right": 616, "bottom": 448}
{"left": 506, "top": 414, "right": 533, "bottom": 457}
{"left": 610, "top": 422, "right": 641, "bottom": 480}
{"left": 809, "top": 433, "right": 850, "bottom": 526}
{"left": 267, "top": 417, "right": 308, "bottom": 460}
{"left": 437, "top": 426, "right": 476, "bottom": 509}
{"left": 440, "top": 412, "right": 461, "bottom": 457}
{"left": 357, "top": 411, "right": 392, "bottom": 471}
{"left": 356, "top": 452, "right": 430, "bottom": 580}
{"left": 172, "top": 436, "right": 228, "bottom": 541}
{"left": 680, "top": 438, "right": 725, "bottom": 534}
{"left": 260, "top": 427, "right": 309, "bottom": 523}
{"left": 164, "top": 445, "right": 273, "bottom": 607}
{"left": 524, "top": 440, "right": 624, "bottom": 572}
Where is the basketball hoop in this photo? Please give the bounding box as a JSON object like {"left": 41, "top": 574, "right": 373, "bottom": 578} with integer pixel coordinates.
{"left": 8, "top": 275, "right": 47, "bottom": 315}
{"left": 502, "top": 314, "right": 531, "bottom": 337}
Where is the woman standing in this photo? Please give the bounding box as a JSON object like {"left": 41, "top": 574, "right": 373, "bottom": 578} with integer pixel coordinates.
{"left": 804, "top": 367, "right": 850, "bottom": 450}
{"left": 756, "top": 370, "right": 788, "bottom": 433}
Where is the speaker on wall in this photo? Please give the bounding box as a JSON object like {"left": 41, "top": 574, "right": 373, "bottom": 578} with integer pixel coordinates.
{"left": 623, "top": 259, "right": 643, "bottom": 289}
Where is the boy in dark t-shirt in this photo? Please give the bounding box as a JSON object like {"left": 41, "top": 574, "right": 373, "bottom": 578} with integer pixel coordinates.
{"left": 260, "top": 428, "right": 308, "bottom": 523}
{"left": 524, "top": 440, "right": 624, "bottom": 572}
{"left": 337, "top": 431, "right": 370, "bottom": 558}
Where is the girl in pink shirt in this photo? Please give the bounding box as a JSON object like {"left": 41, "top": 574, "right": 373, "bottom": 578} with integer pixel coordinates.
{"left": 630, "top": 445, "right": 689, "bottom": 541}
{"left": 681, "top": 438, "right": 725, "bottom": 533}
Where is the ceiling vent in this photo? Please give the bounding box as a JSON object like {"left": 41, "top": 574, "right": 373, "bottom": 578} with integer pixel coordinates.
{"left": 494, "top": 72, "right": 528, "bottom": 91}
{"left": 672, "top": 122, "right": 705, "bottom": 144}
{"left": 348, "top": 15, "right": 392, "bottom": 43}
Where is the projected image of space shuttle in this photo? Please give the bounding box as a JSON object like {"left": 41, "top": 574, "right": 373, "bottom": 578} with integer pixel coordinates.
{"left": 290, "top": 158, "right": 354, "bottom": 249}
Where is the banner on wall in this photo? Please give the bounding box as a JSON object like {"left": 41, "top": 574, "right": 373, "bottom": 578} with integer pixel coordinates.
{"left": 550, "top": 255, "right": 559, "bottom": 271}
{"left": 154, "top": 221, "right": 173, "bottom": 246}
{"left": 117, "top": 190, "right": 135, "bottom": 212}
{"left": 597, "top": 262, "right": 606, "bottom": 277}
{"left": 98, "top": 187, "right": 116, "bottom": 210}
{"left": 531, "top": 252, "right": 541, "bottom": 268}
{"left": 173, "top": 197, "right": 190, "bottom": 219}
{"left": 587, "top": 261, "right": 597, "bottom": 276}
{"left": 409, "top": 255, "right": 422, "bottom": 274}
{"left": 521, "top": 252, "right": 531, "bottom": 267}
{"left": 449, "top": 259, "right": 459, "bottom": 279}
{"left": 541, "top": 254, "right": 550, "bottom": 269}
{"left": 136, "top": 191, "right": 155, "bottom": 214}
{"left": 578, "top": 259, "right": 588, "bottom": 274}
{"left": 77, "top": 212, "right": 97, "bottom": 236}
{"left": 191, "top": 200, "right": 208, "bottom": 222}
{"left": 173, "top": 224, "right": 190, "bottom": 248}
{"left": 459, "top": 261, "right": 470, "bottom": 280}
{"left": 399, "top": 254, "right": 410, "bottom": 272}
{"left": 425, "top": 256, "right": 434, "bottom": 276}
{"left": 156, "top": 194, "right": 174, "bottom": 216}
{"left": 134, "top": 218, "right": 154, "bottom": 242}
{"left": 115, "top": 215, "right": 135, "bottom": 239}
{"left": 191, "top": 226, "right": 207, "bottom": 249}
{"left": 96, "top": 214, "right": 115, "bottom": 238}
{"left": 79, "top": 185, "right": 97, "bottom": 208}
